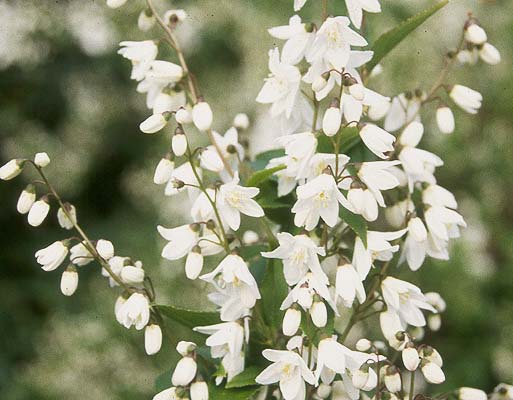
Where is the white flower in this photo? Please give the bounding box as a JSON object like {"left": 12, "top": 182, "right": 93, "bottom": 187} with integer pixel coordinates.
{"left": 281, "top": 272, "right": 337, "bottom": 315}
{"left": 120, "top": 265, "right": 145, "bottom": 284}
{"left": 307, "top": 17, "right": 367, "bottom": 70}
{"left": 172, "top": 356, "right": 197, "bottom": 386}
{"left": 57, "top": 204, "right": 77, "bottom": 230}
{"left": 436, "top": 106, "right": 455, "bottom": 134}
{"left": 335, "top": 261, "right": 365, "bottom": 307}
{"left": 96, "top": 239, "right": 114, "bottom": 260}
{"left": 345, "top": 0, "right": 381, "bottom": 29}
{"left": 137, "top": 61, "right": 183, "bottom": 109}
{"left": 35, "top": 241, "right": 69, "bottom": 272}
{"left": 190, "top": 381, "right": 209, "bottom": 400}
{"left": 140, "top": 113, "right": 168, "bottom": 134}
{"left": 138, "top": 9, "right": 155, "bottom": 31}
{"left": 165, "top": 162, "right": 202, "bottom": 198}
{"left": 217, "top": 173, "right": 264, "bottom": 231}
{"left": 268, "top": 15, "right": 315, "bottom": 65}
{"left": 27, "top": 199, "right": 50, "bottom": 227}
{"left": 158, "top": 223, "right": 200, "bottom": 260}
{"left": 172, "top": 130, "right": 188, "bottom": 157}
{"left": 70, "top": 242, "right": 93, "bottom": 266}
{"left": 192, "top": 101, "right": 214, "bottom": 131}
{"left": 294, "top": 0, "right": 307, "bottom": 11}
{"left": 359, "top": 124, "right": 395, "bottom": 159}
{"left": 107, "top": 0, "right": 128, "bottom": 8}
{"left": 355, "top": 338, "right": 372, "bottom": 352}
{"left": 275, "top": 132, "right": 317, "bottom": 180}
{"left": 401, "top": 217, "right": 428, "bottom": 271}
{"left": 164, "top": 9, "right": 188, "bottom": 24}
{"left": 201, "top": 254, "right": 261, "bottom": 320}
{"left": 306, "top": 153, "right": 349, "bottom": 182}
{"left": 384, "top": 93, "right": 422, "bottom": 132}
{"left": 118, "top": 40, "right": 158, "bottom": 81}
{"left": 479, "top": 42, "right": 501, "bottom": 65}
{"left": 465, "top": 24, "right": 487, "bottom": 45}
{"left": 311, "top": 300, "right": 328, "bottom": 327}
{"left": 256, "top": 349, "right": 316, "bottom": 400}
{"left": 17, "top": 185, "right": 36, "bottom": 214}
{"left": 459, "top": 388, "right": 488, "bottom": 400}
{"left": 282, "top": 307, "right": 301, "bottom": 336}
{"left": 402, "top": 345, "right": 420, "bottom": 371}
{"left": 200, "top": 128, "right": 244, "bottom": 181}
{"left": 116, "top": 293, "right": 150, "bottom": 330}
{"left": 292, "top": 173, "right": 351, "bottom": 231}
{"left": 322, "top": 104, "right": 342, "bottom": 137}
{"left": 176, "top": 107, "right": 192, "bottom": 124}
{"left": 352, "top": 229, "right": 407, "bottom": 279}
{"left": 153, "top": 158, "right": 175, "bottom": 185}
{"left": 34, "top": 152, "right": 50, "bottom": 167}
{"left": 0, "top": 159, "right": 23, "bottom": 181}
{"left": 491, "top": 385, "right": 513, "bottom": 400}
{"left": 450, "top": 85, "right": 482, "bottom": 114}
{"left": 145, "top": 324, "right": 163, "bottom": 355}
{"left": 60, "top": 266, "right": 78, "bottom": 296}
{"left": 421, "top": 361, "right": 445, "bottom": 384}
{"left": 382, "top": 277, "right": 436, "bottom": 329}
{"left": 384, "top": 366, "right": 402, "bottom": 393}
{"left": 185, "top": 248, "right": 204, "bottom": 280}
{"left": 425, "top": 205, "right": 466, "bottom": 242}
{"left": 242, "top": 230, "right": 259, "bottom": 245}
{"left": 233, "top": 113, "right": 250, "bottom": 130}
{"left": 262, "top": 232, "right": 328, "bottom": 286}
{"left": 153, "top": 90, "right": 186, "bottom": 114}
{"left": 347, "top": 186, "right": 378, "bottom": 221}
{"left": 256, "top": 47, "right": 301, "bottom": 119}
{"left": 153, "top": 388, "right": 177, "bottom": 400}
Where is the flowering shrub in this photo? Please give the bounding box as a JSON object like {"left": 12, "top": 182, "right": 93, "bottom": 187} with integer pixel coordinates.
{"left": 0, "top": 1, "right": 509, "bottom": 400}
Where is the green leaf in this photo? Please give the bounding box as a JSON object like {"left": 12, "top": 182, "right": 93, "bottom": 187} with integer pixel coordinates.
{"left": 154, "top": 304, "right": 220, "bottom": 329}
{"left": 208, "top": 382, "right": 260, "bottom": 399}
{"left": 252, "top": 149, "right": 285, "bottom": 170}
{"left": 339, "top": 206, "right": 368, "bottom": 247}
{"left": 367, "top": 0, "right": 449, "bottom": 72}
{"left": 155, "top": 369, "right": 172, "bottom": 392}
{"left": 246, "top": 164, "right": 286, "bottom": 187}
{"left": 240, "top": 244, "right": 267, "bottom": 283}
{"left": 317, "top": 127, "right": 361, "bottom": 154}
{"left": 260, "top": 258, "right": 289, "bottom": 330}
{"left": 225, "top": 366, "right": 263, "bottom": 389}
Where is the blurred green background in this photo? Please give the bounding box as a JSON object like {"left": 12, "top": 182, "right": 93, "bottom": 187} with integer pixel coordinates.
{"left": 0, "top": 0, "right": 511, "bottom": 398}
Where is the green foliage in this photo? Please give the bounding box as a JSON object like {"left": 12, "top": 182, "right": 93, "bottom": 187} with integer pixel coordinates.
{"left": 225, "top": 365, "right": 263, "bottom": 389}
{"left": 154, "top": 305, "right": 220, "bottom": 329}
{"left": 339, "top": 207, "right": 368, "bottom": 247}
{"left": 208, "top": 382, "right": 260, "bottom": 399}
{"left": 366, "top": 0, "right": 449, "bottom": 72}
{"left": 246, "top": 164, "right": 286, "bottom": 187}
{"left": 260, "top": 258, "right": 289, "bottom": 332}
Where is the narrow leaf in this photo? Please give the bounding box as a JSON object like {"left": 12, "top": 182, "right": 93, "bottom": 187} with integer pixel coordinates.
{"left": 252, "top": 149, "right": 285, "bottom": 170}
{"left": 260, "top": 258, "right": 288, "bottom": 330}
{"left": 340, "top": 207, "right": 368, "bottom": 247}
{"left": 208, "top": 382, "right": 260, "bottom": 399}
{"left": 367, "top": 0, "right": 449, "bottom": 72}
{"left": 154, "top": 304, "right": 220, "bottom": 329}
{"left": 247, "top": 164, "right": 286, "bottom": 187}
{"left": 225, "top": 366, "right": 263, "bottom": 389}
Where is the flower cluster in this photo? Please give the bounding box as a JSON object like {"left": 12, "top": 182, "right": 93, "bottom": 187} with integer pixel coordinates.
{"left": 1, "top": 1, "right": 509, "bottom": 400}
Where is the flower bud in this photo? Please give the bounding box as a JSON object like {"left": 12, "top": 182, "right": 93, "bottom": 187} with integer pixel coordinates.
{"left": 176, "top": 107, "right": 192, "bottom": 124}
{"left": 322, "top": 102, "right": 342, "bottom": 137}
{"left": 154, "top": 158, "right": 175, "bottom": 185}
{"left": 450, "top": 85, "right": 482, "bottom": 114}
{"left": 185, "top": 248, "right": 204, "bottom": 280}
{"left": 145, "top": 324, "right": 163, "bottom": 355}
{"left": 312, "top": 75, "right": 328, "bottom": 92}
{"left": 317, "top": 383, "right": 331, "bottom": 399}
{"left": 420, "top": 345, "right": 443, "bottom": 367}
{"left": 242, "top": 230, "right": 259, "bottom": 245}
{"left": 121, "top": 265, "right": 145, "bottom": 284}
{"left": 349, "top": 83, "right": 365, "bottom": 101}
{"left": 172, "top": 356, "right": 198, "bottom": 386}
{"left": 459, "top": 388, "right": 488, "bottom": 400}
{"left": 140, "top": 113, "right": 168, "bottom": 134}
{"left": 190, "top": 381, "right": 209, "bottom": 400}
{"left": 465, "top": 24, "right": 487, "bottom": 45}
{"left": 384, "top": 366, "right": 402, "bottom": 393}
{"left": 176, "top": 340, "right": 197, "bottom": 356}
{"left": 172, "top": 130, "right": 188, "bottom": 156}
{"left": 138, "top": 9, "right": 155, "bottom": 31}
{"left": 17, "top": 184, "right": 36, "bottom": 214}
{"left": 421, "top": 361, "right": 445, "bottom": 384}
{"left": 311, "top": 300, "right": 327, "bottom": 328}
{"left": 479, "top": 43, "right": 501, "bottom": 65}
{"left": 282, "top": 307, "right": 301, "bottom": 336}
{"left": 233, "top": 113, "right": 250, "bottom": 130}
{"left": 164, "top": 9, "right": 188, "bottom": 24}
{"left": 436, "top": 106, "right": 455, "bottom": 134}
{"left": 402, "top": 345, "right": 420, "bottom": 371}
{"left": 60, "top": 265, "right": 78, "bottom": 296}
{"left": 192, "top": 101, "right": 213, "bottom": 131}
{"left": 428, "top": 314, "right": 442, "bottom": 331}
{"left": 356, "top": 338, "right": 372, "bottom": 352}
{"left": 57, "top": 203, "right": 77, "bottom": 230}
{"left": 0, "top": 159, "right": 24, "bottom": 181}
{"left": 96, "top": 239, "right": 114, "bottom": 260}
{"left": 28, "top": 199, "right": 50, "bottom": 227}
{"left": 408, "top": 217, "right": 427, "bottom": 242}
{"left": 34, "top": 152, "right": 50, "bottom": 167}
{"left": 106, "top": 0, "right": 127, "bottom": 8}
{"left": 35, "top": 241, "right": 69, "bottom": 272}
{"left": 352, "top": 364, "right": 370, "bottom": 389}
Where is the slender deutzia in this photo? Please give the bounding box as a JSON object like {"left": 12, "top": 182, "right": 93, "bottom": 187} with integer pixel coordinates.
{"left": 0, "top": 1, "right": 505, "bottom": 400}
